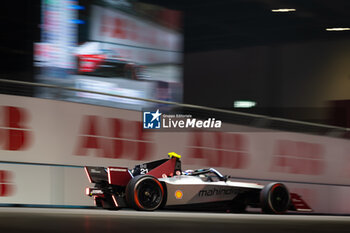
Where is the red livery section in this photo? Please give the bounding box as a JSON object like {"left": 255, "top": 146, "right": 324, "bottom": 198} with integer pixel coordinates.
{"left": 77, "top": 54, "right": 106, "bottom": 72}
{"left": 147, "top": 158, "right": 178, "bottom": 178}
{"left": 107, "top": 167, "right": 132, "bottom": 186}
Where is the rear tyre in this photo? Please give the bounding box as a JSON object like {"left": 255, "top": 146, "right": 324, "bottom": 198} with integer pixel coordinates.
{"left": 260, "top": 183, "right": 290, "bottom": 214}
{"left": 126, "top": 175, "right": 164, "bottom": 211}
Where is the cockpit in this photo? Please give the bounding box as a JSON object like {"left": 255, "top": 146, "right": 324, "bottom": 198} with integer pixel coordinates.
{"left": 184, "top": 168, "right": 229, "bottom": 182}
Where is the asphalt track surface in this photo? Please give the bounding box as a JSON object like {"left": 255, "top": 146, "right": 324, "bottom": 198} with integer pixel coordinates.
{"left": 1, "top": 208, "right": 350, "bottom": 233}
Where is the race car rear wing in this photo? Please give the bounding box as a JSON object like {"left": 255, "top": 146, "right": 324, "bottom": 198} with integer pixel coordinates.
{"left": 85, "top": 166, "right": 133, "bottom": 186}
{"left": 84, "top": 152, "right": 182, "bottom": 186}
{"left": 84, "top": 166, "right": 107, "bottom": 184}
{"left": 107, "top": 167, "right": 133, "bottom": 186}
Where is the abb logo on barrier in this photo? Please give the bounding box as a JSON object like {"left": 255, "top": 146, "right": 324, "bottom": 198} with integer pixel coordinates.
{"left": 75, "top": 116, "right": 154, "bottom": 160}
{"left": 186, "top": 132, "right": 249, "bottom": 169}
{"left": 0, "top": 170, "right": 15, "bottom": 196}
{"left": 270, "top": 140, "right": 325, "bottom": 175}
{"left": 0, "top": 106, "right": 32, "bottom": 151}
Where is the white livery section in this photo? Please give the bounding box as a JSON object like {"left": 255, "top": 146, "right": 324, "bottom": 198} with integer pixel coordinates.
{"left": 160, "top": 175, "right": 263, "bottom": 206}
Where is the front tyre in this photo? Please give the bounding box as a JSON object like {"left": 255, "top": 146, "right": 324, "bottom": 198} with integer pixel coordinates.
{"left": 126, "top": 175, "right": 164, "bottom": 211}
{"left": 260, "top": 183, "right": 290, "bottom": 214}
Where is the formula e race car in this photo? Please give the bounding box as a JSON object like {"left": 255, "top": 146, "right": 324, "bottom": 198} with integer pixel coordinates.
{"left": 84, "top": 153, "right": 312, "bottom": 214}
{"left": 76, "top": 42, "right": 148, "bottom": 80}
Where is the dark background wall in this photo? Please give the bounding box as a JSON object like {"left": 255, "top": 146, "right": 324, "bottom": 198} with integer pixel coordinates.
{"left": 0, "top": 0, "right": 40, "bottom": 81}
{"left": 184, "top": 39, "right": 350, "bottom": 123}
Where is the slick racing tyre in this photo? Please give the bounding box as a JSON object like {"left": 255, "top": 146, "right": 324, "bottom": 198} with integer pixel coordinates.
{"left": 126, "top": 175, "right": 164, "bottom": 211}
{"left": 260, "top": 182, "right": 290, "bottom": 214}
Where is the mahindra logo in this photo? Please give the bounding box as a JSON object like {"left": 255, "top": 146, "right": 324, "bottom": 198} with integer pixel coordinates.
{"left": 198, "top": 187, "right": 237, "bottom": 197}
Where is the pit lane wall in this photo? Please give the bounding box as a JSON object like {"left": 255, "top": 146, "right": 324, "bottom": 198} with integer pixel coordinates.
{"left": 1, "top": 94, "right": 350, "bottom": 213}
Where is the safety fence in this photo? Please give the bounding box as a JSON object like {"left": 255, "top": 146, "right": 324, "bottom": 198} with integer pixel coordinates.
{"left": 0, "top": 78, "right": 348, "bottom": 138}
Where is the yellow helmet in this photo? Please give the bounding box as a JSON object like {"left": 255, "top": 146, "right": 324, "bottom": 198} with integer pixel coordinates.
{"left": 168, "top": 152, "right": 181, "bottom": 159}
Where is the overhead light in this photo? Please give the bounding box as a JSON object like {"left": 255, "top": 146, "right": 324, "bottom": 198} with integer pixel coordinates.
{"left": 271, "top": 8, "right": 296, "bottom": 13}
{"left": 234, "top": 101, "right": 256, "bottom": 108}
{"left": 326, "top": 27, "right": 350, "bottom": 31}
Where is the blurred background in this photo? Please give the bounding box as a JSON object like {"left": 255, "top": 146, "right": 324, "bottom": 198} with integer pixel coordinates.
{"left": 1, "top": 0, "right": 350, "bottom": 126}
{"left": 0, "top": 0, "right": 350, "bottom": 214}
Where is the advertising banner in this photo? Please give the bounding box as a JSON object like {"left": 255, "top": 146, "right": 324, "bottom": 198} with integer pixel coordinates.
{"left": 1, "top": 94, "right": 350, "bottom": 213}
{"left": 36, "top": 1, "right": 183, "bottom": 110}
